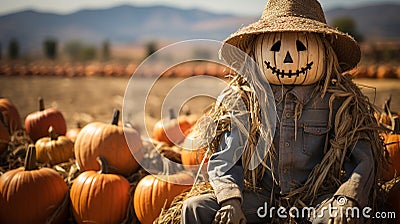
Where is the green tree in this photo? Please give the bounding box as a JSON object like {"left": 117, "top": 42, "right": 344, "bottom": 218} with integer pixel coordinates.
{"left": 8, "top": 38, "right": 19, "bottom": 60}
{"left": 332, "top": 17, "right": 363, "bottom": 42}
{"left": 102, "top": 39, "right": 111, "bottom": 60}
{"left": 43, "top": 38, "right": 58, "bottom": 60}
{"left": 81, "top": 46, "right": 97, "bottom": 61}
{"left": 64, "top": 40, "right": 97, "bottom": 61}
{"left": 64, "top": 40, "right": 83, "bottom": 60}
{"left": 146, "top": 42, "right": 157, "bottom": 58}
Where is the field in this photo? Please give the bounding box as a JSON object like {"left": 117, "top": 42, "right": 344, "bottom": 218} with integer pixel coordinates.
{"left": 1, "top": 75, "right": 400, "bottom": 223}
{"left": 0, "top": 76, "right": 399, "bottom": 132}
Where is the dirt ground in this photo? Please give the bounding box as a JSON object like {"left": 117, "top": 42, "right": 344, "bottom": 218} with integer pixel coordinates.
{"left": 0, "top": 76, "right": 399, "bottom": 137}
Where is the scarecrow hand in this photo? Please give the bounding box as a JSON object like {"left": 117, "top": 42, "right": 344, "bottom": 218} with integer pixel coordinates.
{"left": 213, "top": 199, "right": 247, "bottom": 224}
{"left": 312, "top": 196, "right": 360, "bottom": 224}
{"left": 329, "top": 196, "right": 360, "bottom": 224}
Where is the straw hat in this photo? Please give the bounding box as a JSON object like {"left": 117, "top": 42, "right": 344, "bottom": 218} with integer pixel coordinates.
{"left": 220, "top": 0, "right": 361, "bottom": 72}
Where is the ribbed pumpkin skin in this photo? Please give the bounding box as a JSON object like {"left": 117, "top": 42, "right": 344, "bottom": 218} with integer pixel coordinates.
{"left": 382, "top": 133, "right": 400, "bottom": 181}
{"left": 25, "top": 108, "right": 67, "bottom": 142}
{"left": 70, "top": 170, "right": 130, "bottom": 224}
{"left": 133, "top": 173, "right": 193, "bottom": 224}
{"left": 181, "top": 131, "right": 208, "bottom": 166}
{"left": 35, "top": 135, "right": 74, "bottom": 165}
{"left": 0, "top": 98, "right": 22, "bottom": 133}
{"left": 181, "top": 148, "right": 208, "bottom": 166}
{"left": 153, "top": 117, "right": 192, "bottom": 146}
{"left": 74, "top": 122, "right": 142, "bottom": 176}
{"left": 0, "top": 167, "right": 68, "bottom": 224}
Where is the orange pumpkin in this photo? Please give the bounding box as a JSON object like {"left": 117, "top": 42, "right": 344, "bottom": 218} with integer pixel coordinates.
{"left": 0, "top": 97, "right": 22, "bottom": 133}
{"left": 382, "top": 133, "right": 400, "bottom": 181}
{"left": 74, "top": 109, "right": 142, "bottom": 176}
{"left": 66, "top": 122, "right": 82, "bottom": 143}
{"left": 25, "top": 97, "right": 67, "bottom": 142}
{"left": 153, "top": 109, "right": 192, "bottom": 146}
{"left": 70, "top": 157, "right": 130, "bottom": 224}
{"left": 0, "top": 145, "right": 68, "bottom": 223}
{"left": 134, "top": 173, "right": 194, "bottom": 224}
{"left": 376, "top": 65, "right": 396, "bottom": 79}
{"left": 181, "top": 131, "right": 209, "bottom": 166}
{"left": 35, "top": 126, "right": 74, "bottom": 165}
{"left": 0, "top": 120, "right": 10, "bottom": 155}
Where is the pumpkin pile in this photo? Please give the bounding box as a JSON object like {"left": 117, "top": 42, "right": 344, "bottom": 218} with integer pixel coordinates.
{"left": 0, "top": 98, "right": 204, "bottom": 223}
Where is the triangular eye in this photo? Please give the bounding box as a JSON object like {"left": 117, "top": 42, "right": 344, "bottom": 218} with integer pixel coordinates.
{"left": 270, "top": 41, "right": 281, "bottom": 52}
{"left": 296, "top": 40, "right": 307, "bottom": 51}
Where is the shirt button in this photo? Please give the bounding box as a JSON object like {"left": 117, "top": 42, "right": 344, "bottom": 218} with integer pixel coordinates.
{"left": 284, "top": 142, "right": 290, "bottom": 147}
{"left": 283, "top": 168, "right": 288, "bottom": 174}
{"left": 285, "top": 112, "right": 291, "bottom": 118}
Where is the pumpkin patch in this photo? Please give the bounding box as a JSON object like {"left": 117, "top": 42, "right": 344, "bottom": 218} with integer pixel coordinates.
{"left": 74, "top": 109, "right": 142, "bottom": 176}
{"left": 70, "top": 157, "right": 130, "bottom": 224}
{"left": 133, "top": 173, "right": 194, "bottom": 224}
{"left": 153, "top": 109, "right": 192, "bottom": 146}
{"left": 0, "top": 98, "right": 22, "bottom": 134}
{"left": 382, "top": 133, "right": 400, "bottom": 181}
{"left": 25, "top": 97, "right": 67, "bottom": 142}
{"left": 35, "top": 126, "right": 74, "bottom": 165}
{"left": 0, "top": 145, "right": 68, "bottom": 223}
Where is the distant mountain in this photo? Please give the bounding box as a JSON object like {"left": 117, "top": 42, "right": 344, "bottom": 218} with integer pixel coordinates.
{"left": 325, "top": 3, "right": 400, "bottom": 40}
{"left": 0, "top": 3, "right": 399, "bottom": 53}
{"left": 0, "top": 5, "right": 255, "bottom": 53}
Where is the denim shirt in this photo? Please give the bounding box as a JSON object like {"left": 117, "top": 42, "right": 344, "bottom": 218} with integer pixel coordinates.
{"left": 208, "top": 84, "right": 374, "bottom": 207}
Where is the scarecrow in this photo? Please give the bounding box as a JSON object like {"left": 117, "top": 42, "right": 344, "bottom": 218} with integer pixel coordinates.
{"left": 181, "top": 0, "right": 385, "bottom": 223}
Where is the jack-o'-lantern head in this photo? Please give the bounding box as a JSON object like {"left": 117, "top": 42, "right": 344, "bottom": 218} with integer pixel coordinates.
{"left": 254, "top": 32, "right": 325, "bottom": 85}
{"left": 220, "top": 0, "right": 361, "bottom": 83}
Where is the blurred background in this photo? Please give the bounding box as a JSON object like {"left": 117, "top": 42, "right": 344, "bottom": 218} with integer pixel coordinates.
{"left": 0, "top": 0, "right": 399, "bottom": 130}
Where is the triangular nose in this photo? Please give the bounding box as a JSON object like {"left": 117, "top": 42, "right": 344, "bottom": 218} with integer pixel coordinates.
{"left": 284, "top": 51, "right": 293, "bottom": 63}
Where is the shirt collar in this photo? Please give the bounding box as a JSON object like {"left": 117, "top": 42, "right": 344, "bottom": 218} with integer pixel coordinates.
{"left": 271, "top": 84, "right": 319, "bottom": 105}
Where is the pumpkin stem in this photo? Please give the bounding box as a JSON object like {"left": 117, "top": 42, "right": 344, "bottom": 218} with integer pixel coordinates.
{"left": 76, "top": 121, "right": 82, "bottom": 129}
{"left": 24, "top": 145, "right": 37, "bottom": 171}
{"left": 48, "top": 126, "right": 58, "bottom": 140}
{"left": 111, "top": 109, "right": 120, "bottom": 126}
{"left": 169, "top": 108, "right": 176, "bottom": 120}
{"left": 39, "top": 97, "right": 45, "bottom": 111}
{"left": 96, "top": 156, "right": 109, "bottom": 174}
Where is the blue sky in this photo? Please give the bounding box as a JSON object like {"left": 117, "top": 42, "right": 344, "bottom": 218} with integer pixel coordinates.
{"left": 1, "top": 0, "right": 400, "bottom": 16}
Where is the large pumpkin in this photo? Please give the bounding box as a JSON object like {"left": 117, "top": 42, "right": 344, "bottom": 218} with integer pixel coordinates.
{"left": 0, "top": 145, "right": 68, "bottom": 224}
{"left": 254, "top": 32, "right": 326, "bottom": 85}
{"left": 25, "top": 97, "right": 67, "bottom": 142}
{"left": 35, "top": 126, "right": 74, "bottom": 165}
{"left": 74, "top": 109, "right": 142, "bottom": 176}
{"left": 0, "top": 97, "right": 22, "bottom": 134}
{"left": 181, "top": 130, "right": 209, "bottom": 166}
{"left": 134, "top": 173, "right": 194, "bottom": 224}
{"left": 382, "top": 133, "right": 400, "bottom": 181}
{"left": 70, "top": 157, "right": 130, "bottom": 224}
{"left": 0, "top": 120, "right": 10, "bottom": 155}
{"left": 153, "top": 109, "right": 192, "bottom": 146}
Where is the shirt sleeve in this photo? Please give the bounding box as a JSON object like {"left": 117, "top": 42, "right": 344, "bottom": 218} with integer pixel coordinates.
{"left": 334, "top": 139, "right": 375, "bottom": 208}
{"left": 208, "top": 127, "right": 245, "bottom": 204}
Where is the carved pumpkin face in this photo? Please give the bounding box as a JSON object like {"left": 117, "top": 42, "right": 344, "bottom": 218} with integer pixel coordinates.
{"left": 254, "top": 32, "right": 326, "bottom": 85}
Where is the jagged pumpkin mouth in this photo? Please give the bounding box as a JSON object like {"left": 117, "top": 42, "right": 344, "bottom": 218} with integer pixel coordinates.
{"left": 264, "top": 61, "right": 314, "bottom": 78}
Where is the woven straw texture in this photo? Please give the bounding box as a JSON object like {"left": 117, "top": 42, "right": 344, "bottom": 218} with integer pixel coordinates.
{"left": 220, "top": 0, "right": 361, "bottom": 72}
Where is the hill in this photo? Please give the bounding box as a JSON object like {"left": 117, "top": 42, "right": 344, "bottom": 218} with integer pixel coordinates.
{"left": 0, "top": 3, "right": 399, "bottom": 53}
